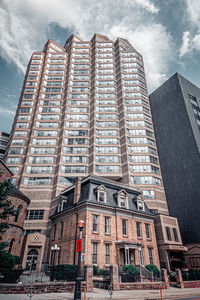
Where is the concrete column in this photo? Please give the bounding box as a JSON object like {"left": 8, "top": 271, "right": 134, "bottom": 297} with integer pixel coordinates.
{"left": 161, "top": 268, "right": 169, "bottom": 289}
{"left": 84, "top": 264, "right": 93, "bottom": 292}
{"left": 110, "top": 265, "right": 119, "bottom": 291}
{"left": 125, "top": 248, "right": 130, "bottom": 265}
{"left": 176, "top": 269, "right": 184, "bottom": 289}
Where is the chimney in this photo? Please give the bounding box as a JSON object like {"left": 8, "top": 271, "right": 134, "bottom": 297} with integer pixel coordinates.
{"left": 73, "top": 177, "right": 82, "bottom": 205}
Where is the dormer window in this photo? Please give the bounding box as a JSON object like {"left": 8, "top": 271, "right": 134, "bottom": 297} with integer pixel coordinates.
{"left": 57, "top": 199, "right": 67, "bottom": 213}
{"left": 135, "top": 195, "right": 145, "bottom": 211}
{"left": 117, "top": 190, "right": 129, "bottom": 209}
{"left": 99, "top": 191, "right": 106, "bottom": 202}
{"left": 95, "top": 185, "right": 107, "bottom": 203}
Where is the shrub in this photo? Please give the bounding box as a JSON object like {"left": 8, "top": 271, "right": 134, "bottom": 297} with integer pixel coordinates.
{"left": 123, "top": 265, "right": 140, "bottom": 275}
{"left": 187, "top": 269, "right": 200, "bottom": 281}
{"left": 50, "top": 264, "right": 78, "bottom": 281}
{"left": 0, "top": 268, "right": 24, "bottom": 283}
{"left": 93, "top": 265, "right": 109, "bottom": 276}
{"left": 169, "top": 271, "right": 176, "bottom": 282}
{"left": 99, "top": 268, "right": 109, "bottom": 275}
{"left": 0, "top": 252, "right": 20, "bottom": 269}
{"left": 145, "top": 264, "right": 160, "bottom": 276}
{"left": 93, "top": 265, "right": 99, "bottom": 275}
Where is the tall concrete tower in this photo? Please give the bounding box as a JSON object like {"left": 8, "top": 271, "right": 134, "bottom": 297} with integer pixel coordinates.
{"left": 5, "top": 34, "right": 185, "bottom": 270}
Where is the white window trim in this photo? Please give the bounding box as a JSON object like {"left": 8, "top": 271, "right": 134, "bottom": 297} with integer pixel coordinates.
{"left": 96, "top": 185, "right": 107, "bottom": 203}
{"left": 117, "top": 190, "right": 129, "bottom": 209}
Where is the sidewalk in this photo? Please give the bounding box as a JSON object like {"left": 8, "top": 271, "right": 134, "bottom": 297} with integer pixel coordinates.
{"left": 0, "top": 287, "right": 200, "bottom": 300}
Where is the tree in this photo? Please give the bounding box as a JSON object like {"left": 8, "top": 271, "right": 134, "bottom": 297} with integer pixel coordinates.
{"left": 0, "top": 179, "right": 17, "bottom": 253}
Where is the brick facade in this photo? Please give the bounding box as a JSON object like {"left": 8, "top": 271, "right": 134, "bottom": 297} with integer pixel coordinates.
{"left": 0, "top": 160, "right": 30, "bottom": 257}
{"left": 154, "top": 214, "right": 187, "bottom": 271}
{"left": 49, "top": 176, "right": 160, "bottom": 270}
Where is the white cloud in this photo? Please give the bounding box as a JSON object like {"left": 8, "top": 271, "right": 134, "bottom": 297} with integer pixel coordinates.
{"left": 185, "top": 0, "right": 200, "bottom": 26}
{"left": 179, "top": 31, "right": 191, "bottom": 57}
{"left": 135, "top": 0, "right": 159, "bottom": 13}
{"left": 109, "top": 24, "right": 174, "bottom": 90}
{"left": 179, "top": 0, "right": 200, "bottom": 57}
{"left": 0, "top": 0, "right": 174, "bottom": 90}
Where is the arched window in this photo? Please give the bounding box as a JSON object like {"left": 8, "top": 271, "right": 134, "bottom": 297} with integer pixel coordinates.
{"left": 8, "top": 238, "right": 15, "bottom": 254}
{"left": 14, "top": 205, "right": 22, "bottom": 223}
{"left": 26, "top": 249, "right": 38, "bottom": 271}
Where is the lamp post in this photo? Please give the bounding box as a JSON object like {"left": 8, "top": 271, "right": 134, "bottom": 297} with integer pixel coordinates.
{"left": 51, "top": 245, "right": 60, "bottom": 281}
{"left": 74, "top": 220, "right": 85, "bottom": 300}
{"left": 51, "top": 244, "right": 60, "bottom": 266}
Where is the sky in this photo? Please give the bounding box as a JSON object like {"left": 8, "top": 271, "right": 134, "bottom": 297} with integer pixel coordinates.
{"left": 0, "top": 0, "right": 200, "bottom": 133}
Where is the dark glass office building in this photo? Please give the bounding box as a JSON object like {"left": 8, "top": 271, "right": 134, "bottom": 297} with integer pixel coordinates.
{"left": 150, "top": 73, "right": 200, "bottom": 269}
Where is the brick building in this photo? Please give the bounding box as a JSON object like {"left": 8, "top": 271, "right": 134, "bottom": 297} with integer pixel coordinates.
{"left": 0, "top": 160, "right": 30, "bottom": 257}
{"left": 49, "top": 176, "right": 186, "bottom": 271}
{"left": 49, "top": 176, "right": 159, "bottom": 269}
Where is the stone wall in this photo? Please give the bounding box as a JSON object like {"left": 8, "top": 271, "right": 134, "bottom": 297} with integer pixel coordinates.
{"left": 119, "top": 282, "right": 166, "bottom": 290}
{"left": 183, "top": 280, "right": 200, "bottom": 288}
{"left": 0, "top": 281, "right": 86, "bottom": 294}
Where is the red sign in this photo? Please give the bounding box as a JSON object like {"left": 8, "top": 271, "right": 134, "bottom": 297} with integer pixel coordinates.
{"left": 76, "top": 239, "right": 82, "bottom": 252}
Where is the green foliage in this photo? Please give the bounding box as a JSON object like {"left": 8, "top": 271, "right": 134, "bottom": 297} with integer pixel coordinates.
{"left": 145, "top": 264, "right": 160, "bottom": 276}
{"left": 93, "top": 265, "right": 99, "bottom": 275}
{"left": 0, "top": 179, "right": 21, "bottom": 271}
{"left": 182, "top": 269, "right": 200, "bottom": 281}
{"left": 99, "top": 268, "right": 109, "bottom": 275}
{"left": 123, "top": 265, "right": 140, "bottom": 275}
{"left": 0, "top": 252, "right": 20, "bottom": 269}
{"left": 0, "top": 268, "right": 24, "bottom": 283}
{"left": 0, "top": 179, "right": 17, "bottom": 249}
{"left": 93, "top": 265, "right": 109, "bottom": 276}
{"left": 50, "top": 264, "right": 78, "bottom": 281}
{"left": 169, "top": 271, "right": 176, "bottom": 282}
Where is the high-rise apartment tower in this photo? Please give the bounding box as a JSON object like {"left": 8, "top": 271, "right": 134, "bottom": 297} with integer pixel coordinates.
{"left": 5, "top": 34, "right": 185, "bottom": 270}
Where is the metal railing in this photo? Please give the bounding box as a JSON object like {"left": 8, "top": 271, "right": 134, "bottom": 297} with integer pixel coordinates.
{"left": 135, "top": 265, "right": 152, "bottom": 280}
{"left": 119, "top": 266, "right": 140, "bottom": 282}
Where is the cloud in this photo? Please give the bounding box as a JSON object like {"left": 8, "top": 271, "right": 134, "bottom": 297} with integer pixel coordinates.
{"left": 179, "top": 0, "right": 200, "bottom": 57}
{"left": 0, "top": 0, "right": 174, "bottom": 90}
{"left": 185, "top": 0, "right": 200, "bottom": 26}
{"left": 109, "top": 23, "right": 174, "bottom": 91}
{"left": 179, "top": 31, "right": 191, "bottom": 57}
{"left": 0, "top": 107, "right": 15, "bottom": 115}
{"left": 135, "top": 0, "right": 159, "bottom": 13}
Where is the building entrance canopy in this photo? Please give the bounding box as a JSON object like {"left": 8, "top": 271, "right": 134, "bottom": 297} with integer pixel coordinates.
{"left": 116, "top": 241, "right": 143, "bottom": 266}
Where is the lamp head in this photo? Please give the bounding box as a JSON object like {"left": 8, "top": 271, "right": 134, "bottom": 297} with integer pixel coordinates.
{"left": 78, "top": 220, "right": 85, "bottom": 229}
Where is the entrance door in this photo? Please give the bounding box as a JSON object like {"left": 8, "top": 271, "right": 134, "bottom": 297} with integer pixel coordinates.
{"left": 26, "top": 249, "right": 38, "bottom": 271}
{"left": 130, "top": 249, "right": 135, "bottom": 265}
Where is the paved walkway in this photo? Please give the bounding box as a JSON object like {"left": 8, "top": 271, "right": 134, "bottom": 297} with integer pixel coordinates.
{"left": 0, "top": 287, "right": 200, "bottom": 300}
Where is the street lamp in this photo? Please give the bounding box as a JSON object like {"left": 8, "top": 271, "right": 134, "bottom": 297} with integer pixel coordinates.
{"left": 74, "top": 220, "right": 85, "bottom": 300}
{"left": 51, "top": 245, "right": 60, "bottom": 281}
{"left": 51, "top": 244, "right": 60, "bottom": 266}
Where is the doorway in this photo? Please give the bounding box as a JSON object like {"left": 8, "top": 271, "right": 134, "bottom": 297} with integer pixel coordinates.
{"left": 26, "top": 249, "right": 38, "bottom": 271}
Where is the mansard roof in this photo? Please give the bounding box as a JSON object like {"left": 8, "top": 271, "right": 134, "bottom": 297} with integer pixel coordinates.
{"left": 52, "top": 175, "right": 153, "bottom": 218}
